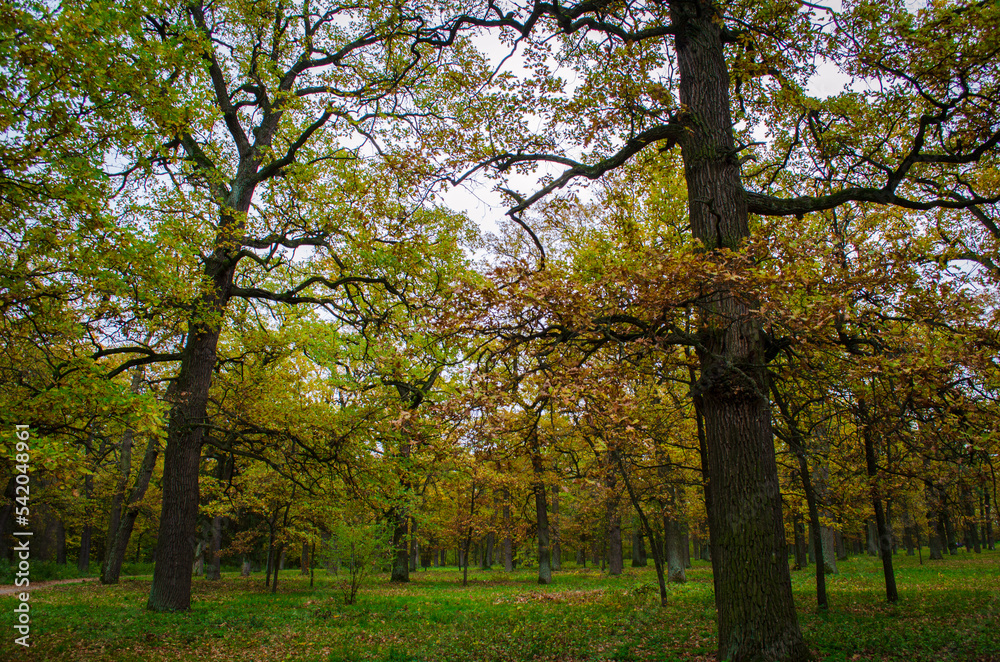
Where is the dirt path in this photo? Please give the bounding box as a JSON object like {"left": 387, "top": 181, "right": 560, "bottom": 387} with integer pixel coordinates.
{"left": 0, "top": 577, "right": 99, "bottom": 595}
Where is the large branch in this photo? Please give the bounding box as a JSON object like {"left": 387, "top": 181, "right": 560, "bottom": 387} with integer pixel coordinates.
{"left": 189, "top": 2, "right": 251, "bottom": 156}
{"left": 91, "top": 346, "right": 184, "bottom": 379}
{"left": 745, "top": 186, "right": 1000, "bottom": 217}
{"left": 418, "top": 0, "right": 678, "bottom": 48}
{"left": 231, "top": 274, "right": 403, "bottom": 304}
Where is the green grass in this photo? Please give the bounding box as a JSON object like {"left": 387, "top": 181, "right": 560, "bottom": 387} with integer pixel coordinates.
{"left": 1, "top": 551, "right": 997, "bottom": 661}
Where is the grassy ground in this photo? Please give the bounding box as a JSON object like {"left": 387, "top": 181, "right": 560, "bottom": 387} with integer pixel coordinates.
{"left": 0, "top": 550, "right": 996, "bottom": 661}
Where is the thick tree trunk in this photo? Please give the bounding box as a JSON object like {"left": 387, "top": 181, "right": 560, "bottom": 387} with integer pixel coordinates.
{"left": 670, "top": 2, "right": 811, "bottom": 657}
{"left": 102, "top": 434, "right": 160, "bottom": 584}
{"left": 147, "top": 267, "right": 234, "bottom": 611}
{"left": 390, "top": 508, "right": 409, "bottom": 583}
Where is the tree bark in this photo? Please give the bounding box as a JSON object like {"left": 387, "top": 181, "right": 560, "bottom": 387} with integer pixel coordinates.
{"left": 670, "top": 1, "right": 811, "bottom": 657}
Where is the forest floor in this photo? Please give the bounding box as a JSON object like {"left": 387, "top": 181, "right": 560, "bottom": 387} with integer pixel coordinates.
{"left": 0, "top": 549, "right": 996, "bottom": 661}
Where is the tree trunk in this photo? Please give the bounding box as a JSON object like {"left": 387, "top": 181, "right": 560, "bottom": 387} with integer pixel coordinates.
{"left": 631, "top": 524, "right": 648, "bottom": 567}
{"left": 903, "top": 508, "right": 916, "bottom": 556}
{"left": 861, "top": 412, "right": 897, "bottom": 603}
{"left": 669, "top": 6, "right": 811, "bottom": 648}
{"left": 962, "top": 484, "right": 981, "bottom": 553}
{"left": 271, "top": 543, "right": 283, "bottom": 593}
{"left": 390, "top": 508, "right": 409, "bottom": 583}
{"left": 985, "top": 490, "right": 994, "bottom": 551}
{"left": 612, "top": 449, "right": 667, "bottom": 606}
{"left": 534, "top": 476, "right": 552, "bottom": 584}
{"left": 103, "top": 368, "right": 143, "bottom": 574}
{"left": 866, "top": 521, "right": 878, "bottom": 556}
{"left": 550, "top": 485, "right": 561, "bottom": 571}
{"left": 771, "top": 386, "right": 826, "bottom": 607}
{"left": 801, "top": 457, "right": 828, "bottom": 609}
{"left": 147, "top": 312, "right": 231, "bottom": 611}
{"left": 102, "top": 434, "right": 160, "bottom": 584}
{"left": 206, "top": 515, "right": 222, "bottom": 581}
{"left": 792, "top": 514, "right": 807, "bottom": 570}
{"left": 503, "top": 496, "right": 513, "bottom": 572}
{"left": 409, "top": 518, "right": 418, "bottom": 573}
{"left": 78, "top": 468, "right": 94, "bottom": 573}
{"left": 665, "top": 485, "right": 687, "bottom": 584}
{"left": 606, "top": 468, "right": 623, "bottom": 576}
{"left": 943, "top": 505, "right": 957, "bottom": 554}
{"left": 834, "top": 523, "right": 847, "bottom": 561}
{"left": 925, "top": 480, "right": 945, "bottom": 560}
{"left": 607, "top": 509, "right": 623, "bottom": 576}
{"left": 482, "top": 532, "right": 494, "bottom": 570}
